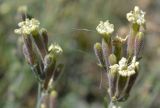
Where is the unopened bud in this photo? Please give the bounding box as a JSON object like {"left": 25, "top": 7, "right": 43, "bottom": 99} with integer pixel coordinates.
{"left": 32, "top": 31, "right": 47, "bottom": 60}
{"left": 134, "top": 32, "right": 144, "bottom": 59}
{"left": 40, "top": 28, "right": 48, "bottom": 50}
{"left": 23, "top": 37, "right": 36, "bottom": 65}
{"left": 108, "top": 63, "right": 118, "bottom": 98}
{"left": 109, "top": 54, "right": 117, "bottom": 65}
{"left": 49, "top": 90, "right": 57, "bottom": 108}
{"left": 94, "top": 43, "right": 105, "bottom": 68}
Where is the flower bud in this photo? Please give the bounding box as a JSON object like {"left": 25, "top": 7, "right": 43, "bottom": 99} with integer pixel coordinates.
{"left": 40, "top": 28, "right": 48, "bottom": 51}
{"left": 134, "top": 32, "right": 144, "bottom": 59}
{"left": 108, "top": 64, "right": 119, "bottom": 98}
{"left": 22, "top": 36, "right": 36, "bottom": 65}
{"left": 49, "top": 90, "right": 57, "bottom": 108}
{"left": 94, "top": 43, "right": 105, "bottom": 68}
{"left": 32, "top": 31, "right": 47, "bottom": 60}
{"left": 127, "top": 32, "right": 136, "bottom": 57}
{"left": 108, "top": 54, "right": 117, "bottom": 65}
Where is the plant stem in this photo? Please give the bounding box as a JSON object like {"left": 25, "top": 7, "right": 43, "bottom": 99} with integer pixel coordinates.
{"left": 108, "top": 101, "right": 119, "bottom": 108}
{"left": 36, "top": 83, "right": 42, "bottom": 108}
{"left": 104, "top": 96, "right": 108, "bottom": 108}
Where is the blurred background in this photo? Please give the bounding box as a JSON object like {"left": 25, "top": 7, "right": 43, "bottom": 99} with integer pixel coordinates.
{"left": 0, "top": 0, "right": 160, "bottom": 108}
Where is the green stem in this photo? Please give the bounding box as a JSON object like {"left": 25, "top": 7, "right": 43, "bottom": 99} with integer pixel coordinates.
{"left": 108, "top": 101, "right": 119, "bottom": 108}
{"left": 36, "top": 83, "right": 42, "bottom": 108}
{"left": 109, "top": 101, "right": 114, "bottom": 108}
{"left": 104, "top": 96, "right": 108, "bottom": 108}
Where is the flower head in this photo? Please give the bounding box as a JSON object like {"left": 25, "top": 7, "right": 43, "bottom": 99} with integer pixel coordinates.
{"left": 118, "top": 56, "right": 139, "bottom": 77}
{"left": 48, "top": 43, "right": 63, "bottom": 55}
{"left": 115, "top": 36, "right": 127, "bottom": 43}
{"left": 109, "top": 57, "right": 139, "bottom": 77}
{"left": 129, "top": 56, "right": 139, "bottom": 70}
{"left": 96, "top": 20, "right": 114, "bottom": 35}
{"left": 109, "top": 64, "right": 119, "bottom": 74}
{"left": 126, "top": 6, "right": 145, "bottom": 25}
{"left": 118, "top": 57, "right": 128, "bottom": 71}
{"left": 14, "top": 18, "right": 40, "bottom": 35}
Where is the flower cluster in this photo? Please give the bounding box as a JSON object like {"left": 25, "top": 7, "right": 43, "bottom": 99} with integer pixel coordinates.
{"left": 48, "top": 43, "right": 63, "bottom": 55}
{"left": 15, "top": 18, "right": 40, "bottom": 35}
{"left": 126, "top": 6, "right": 145, "bottom": 25}
{"left": 14, "top": 6, "right": 64, "bottom": 108}
{"left": 94, "top": 6, "right": 146, "bottom": 102}
{"left": 96, "top": 20, "right": 114, "bottom": 35}
{"left": 14, "top": 10, "right": 63, "bottom": 92}
{"left": 110, "top": 56, "right": 139, "bottom": 77}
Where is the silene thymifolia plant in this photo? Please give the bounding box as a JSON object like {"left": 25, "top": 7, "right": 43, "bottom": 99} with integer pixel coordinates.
{"left": 94, "top": 6, "right": 146, "bottom": 108}
{"left": 14, "top": 6, "right": 63, "bottom": 108}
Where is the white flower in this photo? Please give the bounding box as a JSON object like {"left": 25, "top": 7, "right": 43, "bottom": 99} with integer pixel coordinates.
{"left": 116, "top": 56, "right": 139, "bottom": 77}
{"left": 109, "top": 56, "right": 139, "bottom": 77}
{"left": 126, "top": 6, "right": 145, "bottom": 25}
{"left": 129, "top": 56, "right": 139, "bottom": 70}
{"left": 96, "top": 20, "right": 114, "bottom": 35}
{"left": 119, "top": 70, "right": 128, "bottom": 77}
{"left": 126, "top": 56, "right": 139, "bottom": 76}
{"left": 114, "top": 36, "right": 128, "bottom": 43}
{"left": 48, "top": 43, "right": 63, "bottom": 54}
{"left": 109, "top": 64, "right": 119, "bottom": 74}
{"left": 118, "top": 57, "right": 128, "bottom": 70}
{"left": 14, "top": 18, "right": 40, "bottom": 35}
